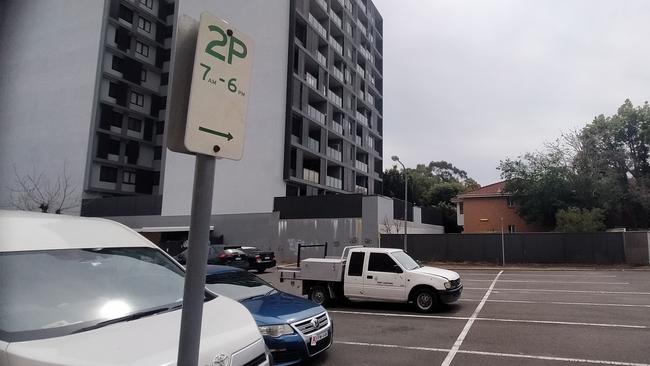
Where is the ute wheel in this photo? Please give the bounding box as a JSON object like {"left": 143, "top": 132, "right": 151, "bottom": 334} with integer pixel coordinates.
{"left": 309, "top": 285, "right": 330, "bottom": 307}
{"left": 413, "top": 288, "right": 437, "bottom": 313}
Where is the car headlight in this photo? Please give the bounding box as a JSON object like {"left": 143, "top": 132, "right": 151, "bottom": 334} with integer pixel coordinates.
{"left": 259, "top": 324, "right": 294, "bottom": 337}
{"left": 444, "top": 281, "right": 452, "bottom": 289}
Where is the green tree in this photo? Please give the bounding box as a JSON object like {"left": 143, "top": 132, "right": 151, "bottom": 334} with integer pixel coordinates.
{"left": 383, "top": 160, "right": 478, "bottom": 232}
{"left": 555, "top": 207, "right": 606, "bottom": 232}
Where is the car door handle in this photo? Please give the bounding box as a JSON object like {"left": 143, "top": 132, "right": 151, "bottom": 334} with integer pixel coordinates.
{"left": 366, "top": 275, "right": 373, "bottom": 279}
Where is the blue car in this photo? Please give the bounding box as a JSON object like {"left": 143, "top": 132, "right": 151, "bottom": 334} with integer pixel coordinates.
{"left": 205, "top": 265, "right": 333, "bottom": 365}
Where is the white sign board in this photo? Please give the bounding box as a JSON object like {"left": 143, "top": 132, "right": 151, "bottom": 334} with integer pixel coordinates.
{"left": 184, "top": 12, "right": 254, "bottom": 160}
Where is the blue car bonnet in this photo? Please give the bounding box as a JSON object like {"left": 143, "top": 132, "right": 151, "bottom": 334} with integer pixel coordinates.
{"left": 240, "top": 291, "right": 325, "bottom": 325}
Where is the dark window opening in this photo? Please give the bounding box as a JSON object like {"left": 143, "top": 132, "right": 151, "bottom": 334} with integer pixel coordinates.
{"left": 128, "top": 117, "right": 142, "bottom": 132}
{"left": 99, "top": 166, "right": 118, "bottom": 183}
{"left": 118, "top": 5, "right": 133, "bottom": 23}
{"left": 347, "top": 252, "right": 365, "bottom": 276}
{"left": 368, "top": 253, "right": 399, "bottom": 273}
{"left": 154, "top": 146, "right": 162, "bottom": 160}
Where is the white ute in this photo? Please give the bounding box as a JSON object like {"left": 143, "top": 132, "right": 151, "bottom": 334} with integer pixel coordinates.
{"left": 279, "top": 246, "right": 462, "bottom": 312}
{"left": 0, "top": 210, "right": 270, "bottom": 366}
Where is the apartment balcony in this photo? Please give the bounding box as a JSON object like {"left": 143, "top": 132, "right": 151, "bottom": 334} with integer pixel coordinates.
{"left": 307, "top": 137, "right": 320, "bottom": 152}
{"left": 356, "top": 111, "right": 368, "bottom": 126}
{"left": 326, "top": 176, "right": 343, "bottom": 189}
{"left": 316, "top": 0, "right": 328, "bottom": 11}
{"left": 366, "top": 93, "right": 374, "bottom": 105}
{"left": 369, "top": 33, "right": 374, "bottom": 43}
{"left": 307, "top": 105, "right": 326, "bottom": 124}
{"left": 369, "top": 74, "right": 375, "bottom": 86}
{"left": 357, "top": 19, "right": 367, "bottom": 37}
{"left": 356, "top": 0, "right": 367, "bottom": 13}
{"left": 327, "top": 146, "right": 342, "bottom": 161}
{"left": 344, "top": 69, "right": 352, "bottom": 84}
{"left": 366, "top": 136, "right": 374, "bottom": 149}
{"left": 330, "top": 10, "right": 342, "bottom": 27}
{"left": 355, "top": 135, "right": 362, "bottom": 145}
{"left": 328, "top": 90, "right": 342, "bottom": 107}
{"left": 308, "top": 14, "right": 327, "bottom": 39}
{"left": 356, "top": 64, "right": 365, "bottom": 78}
{"left": 316, "top": 51, "right": 327, "bottom": 66}
{"left": 329, "top": 36, "right": 343, "bottom": 55}
{"left": 305, "top": 72, "right": 318, "bottom": 90}
{"left": 303, "top": 168, "right": 320, "bottom": 184}
{"left": 332, "top": 121, "right": 343, "bottom": 134}
{"left": 355, "top": 185, "right": 368, "bottom": 194}
{"left": 359, "top": 46, "right": 371, "bottom": 60}
{"left": 344, "top": 22, "right": 353, "bottom": 35}
{"left": 331, "top": 66, "right": 344, "bottom": 81}
{"left": 344, "top": 0, "right": 353, "bottom": 13}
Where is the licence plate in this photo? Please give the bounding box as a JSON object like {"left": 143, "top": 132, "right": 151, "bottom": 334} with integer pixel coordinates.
{"left": 264, "top": 257, "right": 270, "bottom": 260}
{"left": 310, "top": 329, "right": 328, "bottom": 346}
{"left": 235, "top": 257, "right": 241, "bottom": 261}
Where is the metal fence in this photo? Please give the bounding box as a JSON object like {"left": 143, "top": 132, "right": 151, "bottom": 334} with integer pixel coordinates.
{"left": 379, "top": 232, "right": 645, "bottom": 265}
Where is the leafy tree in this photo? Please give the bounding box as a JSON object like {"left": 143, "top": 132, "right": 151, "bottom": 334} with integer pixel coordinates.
{"left": 499, "top": 99, "right": 650, "bottom": 230}
{"left": 555, "top": 207, "right": 605, "bottom": 232}
{"left": 383, "top": 160, "right": 478, "bottom": 232}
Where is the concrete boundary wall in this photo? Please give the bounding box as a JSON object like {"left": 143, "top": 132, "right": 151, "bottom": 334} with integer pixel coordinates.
{"left": 381, "top": 232, "right": 650, "bottom": 265}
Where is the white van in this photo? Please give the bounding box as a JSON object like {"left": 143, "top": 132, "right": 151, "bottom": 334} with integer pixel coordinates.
{"left": 0, "top": 210, "right": 270, "bottom": 366}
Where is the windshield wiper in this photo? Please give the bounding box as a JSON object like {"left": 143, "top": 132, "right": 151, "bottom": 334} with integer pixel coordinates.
{"left": 72, "top": 303, "right": 182, "bottom": 334}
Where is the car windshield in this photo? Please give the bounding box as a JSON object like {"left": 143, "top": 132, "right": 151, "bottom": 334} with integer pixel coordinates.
{"left": 391, "top": 251, "right": 420, "bottom": 270}
{"left": 0, "top": 247, "right": 188, "bottom": 342}
{"left": 206, "top": 271, "right": 274, "bottom": 301}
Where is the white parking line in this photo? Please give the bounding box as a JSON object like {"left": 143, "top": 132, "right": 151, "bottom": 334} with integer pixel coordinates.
{"left": 335, "top": 341, "right": 650, "bottom": 366}
{"left": 463, "top": 279, "right": 629, "bottom": 285}
{"left": 460, "top": 298, "right": 650, "bottom": 308}
{"left": 441, "top": 270, "right": 502, "bottom": 366}
{"left": 465, "top": 287, "right": 650, "bottom": 295}
{"left": 459, "top": 272, "right": 618, "bottom": 278}
{"left": 329, "top": 310, "right": 647, "bottom": 329}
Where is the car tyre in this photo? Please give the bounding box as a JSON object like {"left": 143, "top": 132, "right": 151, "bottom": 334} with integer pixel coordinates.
{"left": 309, "top": 285, "right": 330, "bottom": 307}
{"left": 413, "top": 288, "right": 437, "bottom": 312}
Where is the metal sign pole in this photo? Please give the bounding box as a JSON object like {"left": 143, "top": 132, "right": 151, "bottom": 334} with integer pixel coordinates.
{"left": 177, "top": 154, "right": 216, "bottom": 366}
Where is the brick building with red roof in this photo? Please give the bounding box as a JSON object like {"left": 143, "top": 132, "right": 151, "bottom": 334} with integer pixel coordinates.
{"left": 452, "top": 181, "right": 545, "bottom": 233}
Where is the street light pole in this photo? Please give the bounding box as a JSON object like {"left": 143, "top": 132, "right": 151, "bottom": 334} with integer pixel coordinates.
{"left": 392, "top": 156, "right": 407, "bottom": 253}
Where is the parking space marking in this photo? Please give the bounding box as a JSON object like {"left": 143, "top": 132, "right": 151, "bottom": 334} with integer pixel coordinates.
{"left": 460, "top": 298, "right": 650, "bottom": 308}
{"left": 335, "top": 341, "right": 650, "bottom": 366}
{"left": 331, "top": 310, "right": 647, "bottom": 329}
{"left": 459, "top": 272, "right": 618, "bottom": 278}
{"left": 441, "top": 270, "right": 503, "bottom": 366}
{"left": 465, "top": 287, "right": 650, "bottom": 295}
{"left": 463, "top": 279, "right": 629, "bottom": 285}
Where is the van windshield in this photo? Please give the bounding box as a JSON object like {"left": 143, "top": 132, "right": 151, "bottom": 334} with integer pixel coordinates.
{"left": 0, "top": 247, "right": 188, "bottom": 342}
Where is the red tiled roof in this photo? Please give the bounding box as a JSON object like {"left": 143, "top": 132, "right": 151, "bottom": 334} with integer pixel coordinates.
{"left": 456, "top": 181, "right": 509, "bottom": 199}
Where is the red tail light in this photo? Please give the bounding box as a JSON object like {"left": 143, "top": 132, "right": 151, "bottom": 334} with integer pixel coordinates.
{"left": 218, "top": 253, "right": 227, "bottom": 259}
{"left": 255, "top": 255, "right": 261, "bottom": 263}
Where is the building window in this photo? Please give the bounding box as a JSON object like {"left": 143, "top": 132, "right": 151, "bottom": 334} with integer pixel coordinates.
{"left": 130, "top": 91, "right": 144, "bottom": 107}
{"left": 118, "top": 5, "right": 133, "bottom": 23}
{"left": 154, "top": 146, "right": 162, "bottom": 160}
{"left": 459, "top": 202, "right": 464, "bottom": 214}
{"left": 138, "top": 17, "right": 152, "bottom": 33}
{"left": 108, "top": 82, "right": 119, "bottom": 98}
{"left": 507, "top": 196, "right": 515, "bottom": 208}
{"left": 111, "top": 112, "right": 123, "bottom": 128}
{"left": 140, "top": 69, "right": 147, "bottom": 82}
{"left": 111, "top": 56, "right": 123, "bottom": 72}
{"left": 99, "top": 166, "right": 118, "bottom": 183}
{"left": 123, "top": 171, "right": 137, "bottom": 184}
{"left": 156, "top": 121, "right": 165, "bottom": 134}
{"left": 135, "top": 41, "right": 150, "bottom": 57}
{"left": 140, "top": 0, "right": 154, "bottom": 10}
{"left": 508, "top": 225, "right": 516, "bottom": 233}
{"left": 128, "top": 117, "right": 142, "bottom": 132}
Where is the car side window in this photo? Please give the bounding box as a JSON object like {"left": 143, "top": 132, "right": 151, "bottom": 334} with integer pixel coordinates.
{"left": 348, "top": 252, "right": 365, "bottom": 276}
{"left": 368, "top": 253, "right": 401, "bottom": 273}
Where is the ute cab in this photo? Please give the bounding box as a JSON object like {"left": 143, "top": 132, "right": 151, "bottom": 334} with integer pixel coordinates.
{"left": 0, "top": 210, "right": 269, "bottom": 366}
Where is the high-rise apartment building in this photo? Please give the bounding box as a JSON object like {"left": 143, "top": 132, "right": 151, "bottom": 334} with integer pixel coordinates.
{"left": 0, "top": 0, "right": 382, "bottom": 218}
{"left": 284, "top": 0, "right": 384, "bottom": 197}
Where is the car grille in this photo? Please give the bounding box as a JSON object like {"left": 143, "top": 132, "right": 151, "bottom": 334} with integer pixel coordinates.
{"left": 450, "top": 279, "right": 461, "bottom": 288}
{"left": 242, "top": 353, "right": 267, "bottom": 366}
{"left": 291, "top": 312, "right": 329, "bottom": 336}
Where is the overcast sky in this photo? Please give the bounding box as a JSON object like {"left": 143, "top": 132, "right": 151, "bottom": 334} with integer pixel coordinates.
{"left": 373, "top": 0, "right": 650, "bottom": 185}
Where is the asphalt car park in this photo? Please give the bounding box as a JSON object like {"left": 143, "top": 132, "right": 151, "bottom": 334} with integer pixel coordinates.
{"left": 260, "top": 267, "right": 650, "bottom": 366}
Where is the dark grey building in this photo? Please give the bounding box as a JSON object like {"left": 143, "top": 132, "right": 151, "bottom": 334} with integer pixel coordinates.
{"left": 284, "top": 0, "right": 383, "bottom": 197}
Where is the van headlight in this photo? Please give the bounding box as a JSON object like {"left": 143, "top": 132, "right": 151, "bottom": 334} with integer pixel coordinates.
{"left": 444, "top": 281, "right": 452, "bottom": 289}
{"left": 259, "top": 324, "right": 294, "bottom": 337}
